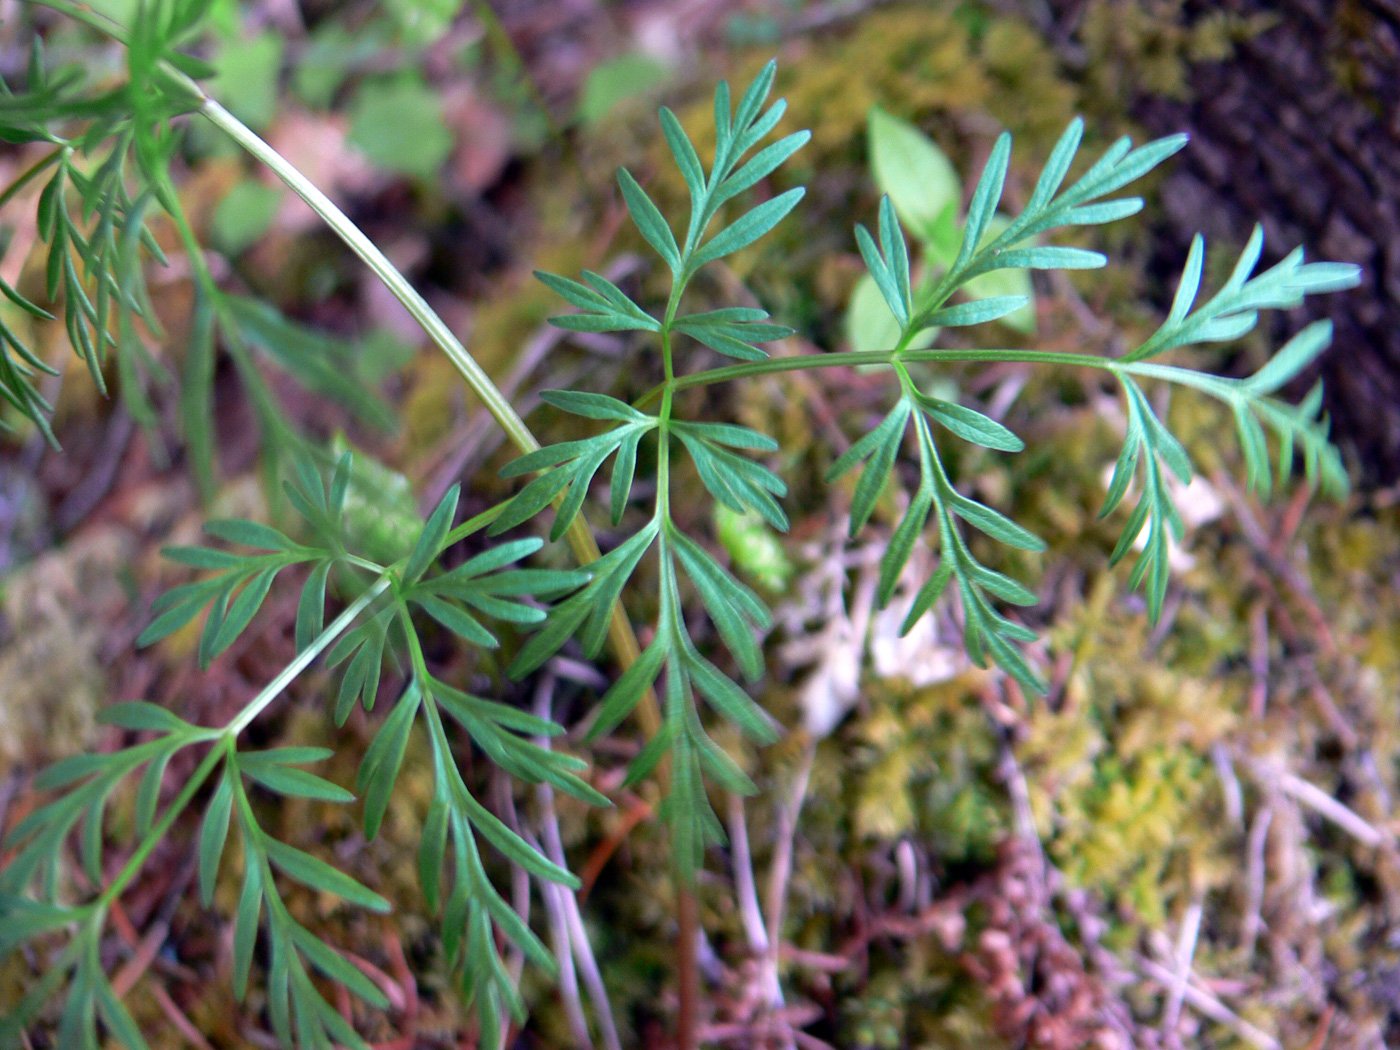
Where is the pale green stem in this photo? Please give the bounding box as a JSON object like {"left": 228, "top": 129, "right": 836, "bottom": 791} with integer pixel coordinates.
{"left": 95, "top": 573, "right": 392, "bottom": 907}
{"left": 194, "top": 97, "right": 644, "bottom": 690}
{"left": 635, "top": 347, "right": 1122, "bottom": 406}
{"left": 95, "top": 743, "right": 224, "bottom": 907}
{"left": 226, "top": 575, "right": 391, "bottom": 736}
{"left": 195, "top": 99, "right": 541, "bottom": 459}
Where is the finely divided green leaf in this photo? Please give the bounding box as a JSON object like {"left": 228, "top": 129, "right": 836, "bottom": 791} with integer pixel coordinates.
{"left": 264, "top": 838, "right": 391, "bottom": 913}
{"left": 618, "top": 168, "right": 681, "bottom": 272}
{"left": 691, "top": 188, "right": 804, "bottom": 269}
{"left": 198, "top": 775, "right": 234, "bottom": 906}
{"left": 920, "top": 397, "right": 1024, "bottom": 452}
{"left": 96, "top": 701, "right": 188, "bottom": 733}
{"left": 403, "top": 484, "right": 458, "bottom": 584}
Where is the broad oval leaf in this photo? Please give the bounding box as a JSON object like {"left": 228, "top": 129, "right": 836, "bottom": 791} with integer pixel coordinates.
{"left": 868, "top": 106, "right": 961, "bottom": 240}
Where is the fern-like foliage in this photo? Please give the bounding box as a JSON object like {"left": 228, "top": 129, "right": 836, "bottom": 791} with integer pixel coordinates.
{"left": 1, "top": 449, "right": 595, "bottom": 1049}
{"left": 835, "top": 122, "right": 1192, "bottom": 692}
{"left": 1098, "top": 227, "right": 1356, "bottom": 616}
{"left": 500, "top": 63, "right": 799, "bottom": 874}
{"left": 0, "top": 8, "right": 391, "bottom": 496}
{"left": 0, "top": 23, "right": 1364, "bottom": 1049}
{"left": 837, "top": 117, "right": 1358, "bottom": 685}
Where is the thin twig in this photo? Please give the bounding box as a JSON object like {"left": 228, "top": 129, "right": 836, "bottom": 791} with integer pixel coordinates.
{"left": 1240, "top": 801, "right": 1274, "bottom": 961}
{"left": 1212, "top": 742, "right": 1244, "bottom": 828}
{"left": 1137, "top": 956, "right": 1282, "bottom": 1050}
{"left": 1161, "top": 895, "right": 1204, "bottom": 1046}
{"left": 726, "top": 792, "right": 789, "bottom": 1046}
{"left": 533, "top": 676, "right": 623, "bottom": 1050}
{"left": 1278, "top": 769, "right": 1387, "bottom": 847}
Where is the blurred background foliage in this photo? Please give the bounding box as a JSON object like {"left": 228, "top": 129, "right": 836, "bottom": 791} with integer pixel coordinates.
{"left": 1, "top": 0, "right": 1397, "bottom": 1046}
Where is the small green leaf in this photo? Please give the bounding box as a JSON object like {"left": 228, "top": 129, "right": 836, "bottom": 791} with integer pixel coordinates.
{"left": 133, "top": 748, "right": 173, "bottom": 835}
{"left": 33, "top": 754, "right": 111, "bottom": 791}
{"left": 96, "top": 701, "right": 188, "bottom": 733}
{"left": 348, "top": 75, "right": 453, "bottom": 178}
{"left": 877, "top": 489, "right": 931, "bottom": 605}
{"left": 922, "top": 295, "right": 1029, "bottom": 329}
{"left": 660, "top": 106, "right": 705, "bottom": 201}
{"left": 209, "top": 567, "right": 279, "bottom": 659}
{"left": 161, "top": 545, "right": 244, "bottom": 570}
{"left": 264, "top": 838, "right": 391, "bottom": 913}
{"left": 956, "top": 132, "right": 1010, "bottom": 271}
{"left": 588, "top": 641, "right": 666, "bottom": 741}
{"left": 295, "top": 560, "right": 331, "bottom": 652}
{"left": 403, "top": 484, "right": 458, "bottom": 584}
{"left": 868, "top": 106, "right": 961, "bottom": 239}
{"left": 919, "top": 397, "right": 1024, "bottom": 452}
{"left": 830, "top": 402, "right": 910, "bottom": 534}
{"left": 715, "top": 130, "right": 809, "bottom": 206}
{"left": 855, "top": 220, "right": 907, "bottom": 329}
{"left": 1025, "top": 118, "right": 1083, "bottom": 215}
{"left": 242, "top": 763, "right": 355, "bottom": 804}
{"left": 950, "top": 494, "right": 1046, "bottom": 551}
{"left": 204, "top": 518, "right": 296, "bottom": 551}
{"left": 540, "top": 389, "right": 646, "bottom": 421}
{"left": 358, "top": 685, "right": 419, "bottom": 840}
{"left": 198, "top": 775, "right": 234, "bottom": 907}
{"left": 418, "top": 797, "right": 449, "bottom": 913}
{"left": 288, "top": 923, "right": 390, "bottom": 1008}
{"left": 687, "top": 651, "right": 778, "bottom": 743}
{"left": 618, "top": 168, "right": 680, "bottom": 272}
{"left": 1244, "top": 319, "right": 1333, "bottom": 396}
{"left": 966, "top": 245, "right": 1105, "bottom": 276}
{"left": 233, "top": 852, "right": 263, "bottom": 1000}
{"left": 691, "top": 187, "right": 804, "bottom": 269}
{"left": 671, "top": 531, "right": 770, "bottom": 681}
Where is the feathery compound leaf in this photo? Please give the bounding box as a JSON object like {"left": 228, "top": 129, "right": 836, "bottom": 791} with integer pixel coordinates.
{"left": 1126, "top": 228, "right": 1359, "bottom": 362}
